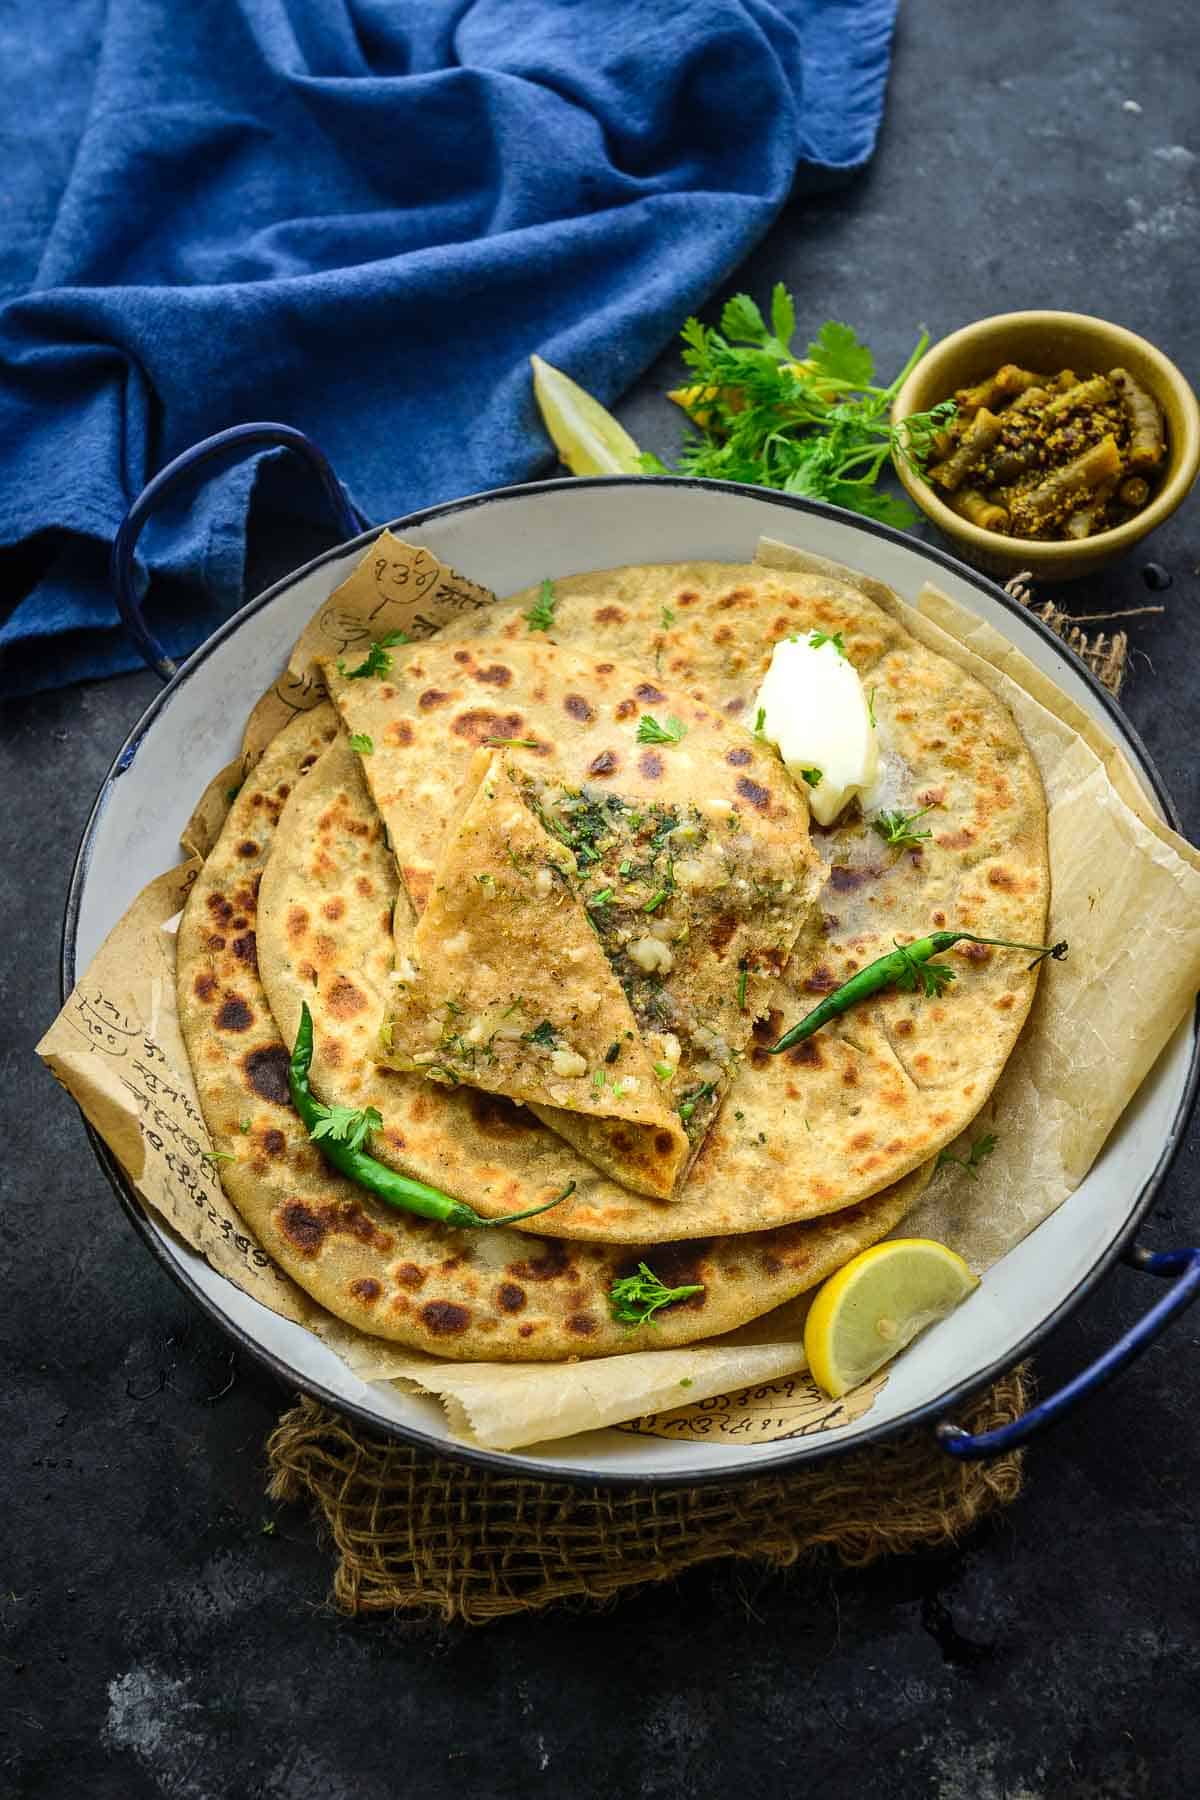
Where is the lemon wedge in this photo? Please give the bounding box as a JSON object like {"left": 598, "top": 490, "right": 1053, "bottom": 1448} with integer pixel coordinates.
{"left": 804, "top": 1238, "right": 979, "bottom": 1399}
{"left": 530, "top": 354, "right": 644, "bottom": 476}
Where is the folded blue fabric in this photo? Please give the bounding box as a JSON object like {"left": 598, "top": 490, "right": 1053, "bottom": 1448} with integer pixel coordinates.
{"left": 0, "top": 0, "right": 897, "bottom": 697}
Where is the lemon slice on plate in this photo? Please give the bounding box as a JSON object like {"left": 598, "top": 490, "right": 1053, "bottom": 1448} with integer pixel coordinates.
{"left": 804, "top": 1238, "right": 980, "bottom": 1399}
{"left": 531, "top": 354, "right": 644, "bottom": 476}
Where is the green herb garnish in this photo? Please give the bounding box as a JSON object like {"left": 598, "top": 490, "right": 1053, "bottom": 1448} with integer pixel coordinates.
{"left": 239, "top": 1119, "right": 251, "bottom": 1133}
{"left": 678, "top": 1080, "right": 717, "bottom": 1122}
{"left": 893, "top": 942, "right": 956, "bottom": 998}
{"left": 644, "top": 288, "right": 954, "bottom": 527}
{"left": 754, "top": 706, "right": 766, "bottom": 736}
{"left": 808, "top": 629, "right": 846, "bottom": 656}
{"left": 737, "top": 960, "right": 749, "bottom": 1009}
{"left": 867, "top": 686, "right": 878, "bottom": 729}
{"left": 661, "top": 606, "right": 675, "bottom": 628}
{"left": 348, "top": 733, "right": 374, "bottom": 755}
{"left": 524, "top": 1019, "right": 557, "bottom": 1049}
{"left": 654, "top": 1061, "right": 674, "bottom": 1080}
{"left": 308, "top": 1103, "right": 383, "bottom": 1153}
{"left": 643, "top": 887, "right": 670, "bottom": 913}
{"left": 200, "top": 1150, "right": 235, "bottom": 1166}
{"left": 483, "top": 736, "right": 540, "bottom": 749}
{"left": 338, "top": 630, "right": 409, "bottom": 680}
{"left": 605, "top": 1041, "right": 621, "bottom": 1064}
{"left": 609, "top": 1262, "right": 705, "bottom": 1327}
{"left": 936, "top": 1132, "right": 999, "bottom": 1179}
{"left": 588, "top": 887, "right": 614, "bottom": 909}
{"left": 636, "top": 714, "right": 687, "bottom": 746}
{"left": 800, "top": 767, "right": 823, "bottom": 788}
{"left": 525, "top": 578, "right": 558, "bottom": 632}
{"left": 872, "top": 805, "right": 934, "bottom": 850}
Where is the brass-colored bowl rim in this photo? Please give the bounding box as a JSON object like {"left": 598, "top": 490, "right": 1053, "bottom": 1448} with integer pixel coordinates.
{"left": 891, "top": 309, "right": 1200, "bottom": 563}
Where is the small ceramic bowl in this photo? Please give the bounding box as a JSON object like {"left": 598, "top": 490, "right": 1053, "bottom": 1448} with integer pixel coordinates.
{"left": 891, "top": 310, "right": 1200, "bottom": 580}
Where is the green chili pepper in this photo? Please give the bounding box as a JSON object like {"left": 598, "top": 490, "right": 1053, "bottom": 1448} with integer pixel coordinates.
{"left": 289, "top": 1004, "right": 574, "bottom": 1228}
{"left": 770, "top": 931, "right": 1068, "bottom": 1054}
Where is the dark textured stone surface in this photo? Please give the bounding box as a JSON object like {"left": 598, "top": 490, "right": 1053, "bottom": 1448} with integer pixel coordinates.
{"left": 4, "top": 5, "right": 1199, "bottom": 1796}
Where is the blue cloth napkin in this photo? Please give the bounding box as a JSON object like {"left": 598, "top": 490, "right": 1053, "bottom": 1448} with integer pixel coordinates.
{"left": 0, "top": 0, "right": 897, "bottom": 697}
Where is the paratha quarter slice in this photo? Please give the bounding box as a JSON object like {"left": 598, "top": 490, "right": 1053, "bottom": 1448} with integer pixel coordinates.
{"left": 383, "top": 747, "right": 690, "bottom": 1194}
{"left": 322, "top": 636, "right": 821, "bottom": 1192}
{"left": 181, "top": 714, "right": 930, "bottom": 1353}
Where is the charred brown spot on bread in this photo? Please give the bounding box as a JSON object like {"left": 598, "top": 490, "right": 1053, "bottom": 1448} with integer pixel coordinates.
{"left": 327, "top": 977, "right": 367, "bottom": 1019}
{"left": 386, "top": 719, "right": 415, "bottom": 747}
{"left": 594, "top": 605, "right": 626, "bottom": 624}
{"left": 804, "top": 965, "right": 838, "bottom": 994}
{"left": 452, "top": 708, "right": 525, "bottom": 745}
{"left": 350, "top": 1278, "right": 381, "bottom": 1304}
{"left": 987, "top": 866, "right": 1017, "bottom": 891}
{"left": 277, "top": 1201, "right": 327, "bottom": 1255}
{"left": 828, "top": 864, "right": 880, "bottom": 893}
{"left": 216, "top": 995, "right": 254, "bottom": 1033}
{"left": 638, "top": 750, "right": 664, "bottom": 780}
{"left": 595, "top": 662, "right": 614, "bottom": 674}
{"left": 496, "top": 1282, "right": 527, "bottom": 1313}
{"left": 615, "top": 698, "right": 637, "bottom": 721}
{"left": 466, "top": 1090, "right": 528, "bottom": 1138}
{"left": 355, "top": 876, "right": 375, "bottom": 898}
{"left": 629, "top": 1242, "right": 708, "bottom": 1302}
{"left": 564, "top": 693, "right": 594, "bottom": 721}
{"left": 959, "top": 940, "right": 993, "bottom": 962}
{"left": 321, "top": 1039, "right": 344, "bottom": 1068}
{"left": 395, "top": 1262, "right": 428, "bottom": 1291}
{"left": 850, "top": 1130, "right": 873, "bottom": 1150}
{"left": 299, "top": 752, "right": 320, "bottom": 772}
{"left": 735, "top": 776, "right": 770, "bottom": 813}
{"left": 932, "top": 910, "right": 947, "bottom": 926}
{"left": 842, "top": 1064, "right": 860, "bottom": 1088}
{"left": 724, "top": 697, "right": 746, "bottom": 715}
{"left": 936, "top": 828, "right": 975, "bottom": 851}
{"left": 193, "top": 972, "right": 218, "bottom": 1003}
{"left": 321, "top": 898, "right": 345, "bottom": 922}
{"left": 420, "top": 1301, "right": 471, "bottom": 1336}
{"left": 261, "top": 1129, "right": 287, "bottom": 1157}
{"left": 587, "top": 750, "right": 619, "bottom": 777}
{"left": 236, "top": 840, "right": 258, "bottom": 859}
{"left": 474, "top": 663, "right": 513, "bottom": 687}
{"left": 419, "top": 688, "right": 451, "bottom": 709}
{"left": 508, "top": 1240, "right": 571, "bottom": 1282}
{"left": 518, "top": 1323, "right": 534, "bottom": 1338}
{"left": 207, "top": 893, "right": 234, "bottom": 924}
{"left": 566, "top": 1313, "right": 598, "bottom": 1337}
{"left": 654, "top": 1131, "right": 676, "bottom": 1155}
{"left": 676, "top": 590, "right": 699, "bottom": 607}
{"left": 635, "top": 682, "right": 667, "bottom": 703}
{"left": 231, "top": 932, "right": 257, "bottom": 971}
{"left": 243, "top": 1045, "right": 292, "bottom": 1106}
{"left": 708, "top": 913, "right": 739, "bottom": 956}
{"left": 453, "top": 649, "right": 472, "bottom": 664}
{"left": 996, "top": 993, "right": 1016, "bottom": 1011}
{"left": 206, "top": 934, "right": 227, "bottom": 951}
{"left": 286, "top": 906, "right": 309, "bottom": 943}
{"left": 894, "top": 1018, "right": 915, "bottom": 1037}
{"left": 725, "top": 746, "right": 752, "bottom": 766}
{"left": 786, "top": 1038, "right": 823, "bottom": 1067}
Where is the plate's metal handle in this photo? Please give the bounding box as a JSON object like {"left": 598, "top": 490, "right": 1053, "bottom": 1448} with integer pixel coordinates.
{"left": 938, "top": 1245, "right": 1200, "bottom": 1459}
{"left": 110, "top": 422, "right": 366, "bottom": 683}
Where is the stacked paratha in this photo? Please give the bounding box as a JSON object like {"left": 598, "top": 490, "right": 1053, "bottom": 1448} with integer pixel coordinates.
{"left": 175, "top": 555, "right": 1048, "bottom": 1360}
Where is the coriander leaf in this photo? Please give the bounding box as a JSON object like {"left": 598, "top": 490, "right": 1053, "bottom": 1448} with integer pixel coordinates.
{"left": 808, "top": 629, "right": 846, "bottom": 656}
{"left": 805, "top": 320, "right": 875, "bottom": 389}
{"left": 201, "top": 1149, "right": 235, "bottom": 1165}
{"left": 936, "top": 1132, "right": 998, "bottom": 1178}
{"left": 872, "top": 805, "right": 934, "bottom": 850}
{"left": 339, "top": 630, "right": 409, "bottom": 680}
{"left": 609, "top": 1261, "right": 705, "bottom": 1327}
{"left": 654, "top": 1061, "right": 674, "bottom": 1080}
{"left": 754, "top": 705, "right": 766, "bottom": 735}
{"left": 524, "top": 1019, "right": 557, "bottom": 1049}
{"left": 348, "top": 733, "right": 373, "bottom": 755}
{"left": 638, "top": 450, "right": 672, "bottom": 476}
{"left": 636, "top": 714, "right": 686, "bottom": 745}
{"left": 892, "top": 943, "right": 956, "bottom": 998}
{"left": 308, "top": 1103, "right": 383, "bottom": 1153}
{"left": 643, "top": 887, "right": 670, "bottom": 913}
{"left": 483, "top": 736, "right": 540, "bottom": 748}
{"left": 770, "top": 281, "right": 796, "bottom": 354}
{"left": 800, "top": 767, "right": 822, "bottom": 788}
{"left": 660, "top": 606, "right": 675, "bottom": 628}
{"left": 720, "top": 292, "right": 768, "bottom": 344}
{"left": 737, "top": 960, "right": 748, "bottom": 1009}
{"left": 678, "top": 1080, "right": 716, "bottom": 1122}
{"left": 867, "top": 687, "right": 878, "bottom": 729}
{"left": 525, "top": 577, "right": 558, "bottom": 632}
{"left": 588, "top": 888, "right": 614, "bottom": 908}
{"left": 822, "top": 480, "right": 917, "bottom": 529}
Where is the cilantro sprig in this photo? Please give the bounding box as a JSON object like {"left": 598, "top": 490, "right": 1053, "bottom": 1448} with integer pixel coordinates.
{"left": 337, "top": 630, "right": 409, "bottom": 680}
{"left": 936, "top": 1132, "right": 998, "bottom": 1178}
{"left": 636, "top": 714, "right": 687, "bottom": 745}
{"left": 526, "top": 578, "right": 558, "bottom": 632}
{"left": 893, "top": 941, "right": 955, "bottom": 998}
{"left": 308, "top": 1103, "right": 383, "bottom": 1153}
{"left": 873, "top": 805, "right": 935, "bottom": 851}
{"left": 644, "top": 285, "right": 954, "bottom": 527}
{"left": 609, "top": 1262, "right": 705, "bottom": 1327}
{"left": 348, "top": 733, "right": 374, "bottom": 755}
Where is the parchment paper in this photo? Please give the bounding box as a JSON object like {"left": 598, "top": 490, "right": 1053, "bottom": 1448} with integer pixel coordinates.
{"left": 39, "top": 533, "right": 1200, "bottom": 1452}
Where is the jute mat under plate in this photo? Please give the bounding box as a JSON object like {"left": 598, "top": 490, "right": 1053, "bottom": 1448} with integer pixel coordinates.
{"left": 265, "top": 1364, "right": 1031, "bottom": 1623}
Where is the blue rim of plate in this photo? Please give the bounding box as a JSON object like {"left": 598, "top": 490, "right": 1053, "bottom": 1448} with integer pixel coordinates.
{"left": 61, "top": 476, "right": 1200, "bottom": 1487}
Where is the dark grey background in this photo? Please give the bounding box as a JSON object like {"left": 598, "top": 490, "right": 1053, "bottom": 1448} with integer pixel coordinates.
{"left": 5, "top": 4, "right": 1199, "bottom": 1796}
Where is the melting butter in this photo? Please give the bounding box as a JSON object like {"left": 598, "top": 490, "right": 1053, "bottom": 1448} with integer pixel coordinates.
{"left": 753, "top": 635, "right": 878, "bottom": 826}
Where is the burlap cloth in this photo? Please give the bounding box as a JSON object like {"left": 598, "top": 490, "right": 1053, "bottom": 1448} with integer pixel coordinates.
{"left": 265, "top": 1366, "right": 1031, "bottom": 1622}
{"left": 260, "top": 586, "right": 1134, "bottom": 1624}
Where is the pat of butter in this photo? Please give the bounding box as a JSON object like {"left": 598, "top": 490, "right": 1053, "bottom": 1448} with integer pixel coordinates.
{"left": 753, "top": 635, "right": 878, "bottom": 826}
